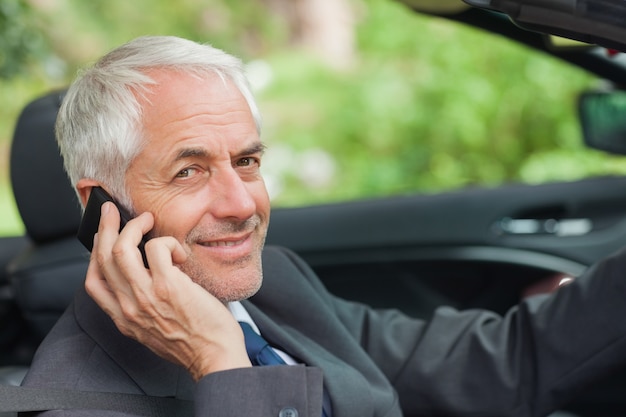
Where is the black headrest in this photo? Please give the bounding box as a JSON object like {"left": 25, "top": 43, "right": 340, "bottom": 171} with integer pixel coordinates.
{"left": 10, "top": 90, "right": 82, "bottom": 244}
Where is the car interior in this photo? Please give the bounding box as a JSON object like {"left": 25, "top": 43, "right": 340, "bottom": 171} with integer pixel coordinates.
{"left": 3, "top": 1, "right": 626, "bottom": 417}
{"left": 1, "top": 90, "right": 85, "bottom": 387}
{"left": 0, "top": 74, "right": 624, "bottom": 417}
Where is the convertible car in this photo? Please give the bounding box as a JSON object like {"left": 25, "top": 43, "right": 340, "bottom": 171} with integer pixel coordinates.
{"left": 2, "top": 0, "right": 626, "bottom": 416}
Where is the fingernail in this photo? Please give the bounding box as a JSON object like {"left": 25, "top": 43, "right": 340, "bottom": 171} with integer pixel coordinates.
{"left": 101, "top": 201, "right": 110, "bottom": 216}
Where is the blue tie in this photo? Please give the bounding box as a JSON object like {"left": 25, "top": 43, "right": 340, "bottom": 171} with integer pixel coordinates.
{"left": 239, "top": 321, "right": 286, "bottom": 366}
{"left": 239, "top": 321, "right": 330, "bottom": 417}
{"left": 239, "top": 322, "right": 330, "bottom": 417}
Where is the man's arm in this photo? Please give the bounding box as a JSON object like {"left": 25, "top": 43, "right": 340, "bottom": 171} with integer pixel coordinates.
{"left": 195, "top": 366, "right": 324, "bottom": 417}
{"left": 325, "top": 247, "right": 626, "bottom": 417}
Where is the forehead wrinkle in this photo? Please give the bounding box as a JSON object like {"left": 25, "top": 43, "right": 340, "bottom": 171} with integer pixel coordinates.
{"left": 158, "top": 109, "right": 255, "bottom": 146}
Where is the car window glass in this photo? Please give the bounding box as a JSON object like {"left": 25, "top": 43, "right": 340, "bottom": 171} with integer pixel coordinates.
{"left": 254, "top": 7, "right": 626, "bottom": 208}
{"left": 2, "top": 1, "right": 626, "bottom": 237}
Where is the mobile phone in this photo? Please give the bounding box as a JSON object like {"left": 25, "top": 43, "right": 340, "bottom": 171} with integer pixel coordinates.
{"left": 77, "top": 186, "right": 150, "bottom": 268}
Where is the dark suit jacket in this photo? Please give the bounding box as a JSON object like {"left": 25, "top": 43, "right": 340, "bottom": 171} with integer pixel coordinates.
{"left": 21, "top": 245, "right": 626, "bottom": 417}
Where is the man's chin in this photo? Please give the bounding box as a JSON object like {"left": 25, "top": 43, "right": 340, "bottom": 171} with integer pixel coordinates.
{"left": 219, "top": 278, "right": 262, "bottom": 303}
{"left": 177, "top": 243, "right": 264, "bottom": 298}
{"left": 207, "top": 274, "right": 263, "bottom": 304}
{"left": 181, "top": 261, "right": 263, "bottom": 302}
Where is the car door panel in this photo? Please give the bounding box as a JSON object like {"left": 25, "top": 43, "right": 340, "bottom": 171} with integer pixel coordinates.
{"left": 268, "top": 175, "right": 626, "bottom": 416}
{"left": 267, "top": 175, "right": 626, "bottom": 314}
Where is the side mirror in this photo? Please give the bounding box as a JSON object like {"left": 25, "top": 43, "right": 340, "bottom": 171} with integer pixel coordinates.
{"left": 579, "top": 89, "right": 626, "bottom": 155}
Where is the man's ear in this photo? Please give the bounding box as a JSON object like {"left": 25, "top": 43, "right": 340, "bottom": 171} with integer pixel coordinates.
{"left": 76, "top": 179, "right": 102, "bottom": 207}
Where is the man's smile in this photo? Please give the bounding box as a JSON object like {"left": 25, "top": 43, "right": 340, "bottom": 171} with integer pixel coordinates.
{"left": 197, "top": 233, "right": 252, "bottom": 248}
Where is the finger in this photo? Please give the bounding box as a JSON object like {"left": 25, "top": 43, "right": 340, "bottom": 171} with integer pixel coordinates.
{"left": 114, "top": 211, "right": 155, "bottom": 272}
{"left": 144, "top": 236, "right": 189, "bottom": 273}
{"left": 85, "top": 233, "right": 124, "bottom": 320}
{"left": 90, "top": 214, "right": 154, "bottom": 339}
{"left": 93, "top": 201, "right": 122, "bottom": 274}
{"left": 95, "top": 203, "right": 142, "bottom": 300}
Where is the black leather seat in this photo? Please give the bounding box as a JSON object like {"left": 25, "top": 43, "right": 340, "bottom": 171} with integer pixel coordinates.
{"left": 7, "top": 90, "right": 88, "bottom": 345}
{"left": 0, "top": 91, "right": 87, "bottom": 417}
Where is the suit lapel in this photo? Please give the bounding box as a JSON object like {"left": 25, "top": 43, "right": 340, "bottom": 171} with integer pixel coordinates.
{"left": 242, "top": 300, "right": 377, "bottom": 417}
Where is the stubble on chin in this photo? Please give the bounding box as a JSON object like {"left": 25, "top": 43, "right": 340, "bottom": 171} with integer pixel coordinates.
{"left": 179, "top": 254, "right": 264, "bottom": 304}
{"left": 178, "top": 216, "right": 268, "bottom": 302}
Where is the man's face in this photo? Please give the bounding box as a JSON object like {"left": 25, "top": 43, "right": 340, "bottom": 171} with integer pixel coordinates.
{"left": 125, "top": 70, "right": 270, "bottom": 303}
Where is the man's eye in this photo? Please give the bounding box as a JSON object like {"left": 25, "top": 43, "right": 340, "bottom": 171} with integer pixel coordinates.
{"left": 176, "top": 168, "right": 196, "bottom": 178}
{"left": 236, "top": 157, "right": 259, "bottom": 167}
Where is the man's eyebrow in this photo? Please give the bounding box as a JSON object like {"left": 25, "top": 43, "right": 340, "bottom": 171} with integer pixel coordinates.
{"left": 174, "top": 142, "right": 267, "bottom": 161}
{"left": 175, "top": 148, "right": 208, "bottom": 161}
{"left": 239, "top": 142, "right": 267, "bottom": 156}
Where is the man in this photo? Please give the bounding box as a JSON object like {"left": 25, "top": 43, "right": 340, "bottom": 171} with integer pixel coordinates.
{"left": 21, "top": 35, "right": 626, "bottom": 417}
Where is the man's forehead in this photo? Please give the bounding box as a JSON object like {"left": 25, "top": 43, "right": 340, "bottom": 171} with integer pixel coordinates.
{"left": 135, "top": 69, "right": 232, "bottom": 112}
{"left": 137, "top": 72, "right": 253, "bottom": 138}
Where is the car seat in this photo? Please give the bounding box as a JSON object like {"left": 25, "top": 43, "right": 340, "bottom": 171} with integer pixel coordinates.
{"left": 7, "top": 89, "right": 88, "bottom": 352}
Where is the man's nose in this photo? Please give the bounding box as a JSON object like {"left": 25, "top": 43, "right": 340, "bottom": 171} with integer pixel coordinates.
{"left": 209, "top": 168, "right": 257, "bottom": 220}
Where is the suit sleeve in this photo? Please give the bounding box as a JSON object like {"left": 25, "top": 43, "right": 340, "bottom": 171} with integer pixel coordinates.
{"left": 284, "top": 245, "right": 626, "bottom": 417}
{"left": 194, "top": 365, "right": 324, "bottom": 417}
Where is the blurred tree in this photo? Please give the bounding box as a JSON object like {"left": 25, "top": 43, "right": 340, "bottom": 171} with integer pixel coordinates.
{"left": 261, "top": 0, "right": 356, "bottom": 69}
{"left": 0, "top": 0, "right": 47, "bottom": 79}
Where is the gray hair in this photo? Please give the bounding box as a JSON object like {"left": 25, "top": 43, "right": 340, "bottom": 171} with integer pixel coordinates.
{"left": 56, "top": 35, "right": 261, "bottom": 211}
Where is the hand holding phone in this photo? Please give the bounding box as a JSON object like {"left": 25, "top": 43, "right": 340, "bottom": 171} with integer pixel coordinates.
{"left": 79, "top": 189, "right": 248, "bottom": 379}
{"left": 77, "top": 186, "right": 150, "bottom": 268}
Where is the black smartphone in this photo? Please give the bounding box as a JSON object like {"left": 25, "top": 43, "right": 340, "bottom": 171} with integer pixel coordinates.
{"left": 77, "top": 186, "right": 150, "bottom": 268}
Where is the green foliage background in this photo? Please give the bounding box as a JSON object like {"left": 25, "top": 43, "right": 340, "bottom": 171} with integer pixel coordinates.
{"left": 1, "top": 0, "right": 625, "bottom": 236}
